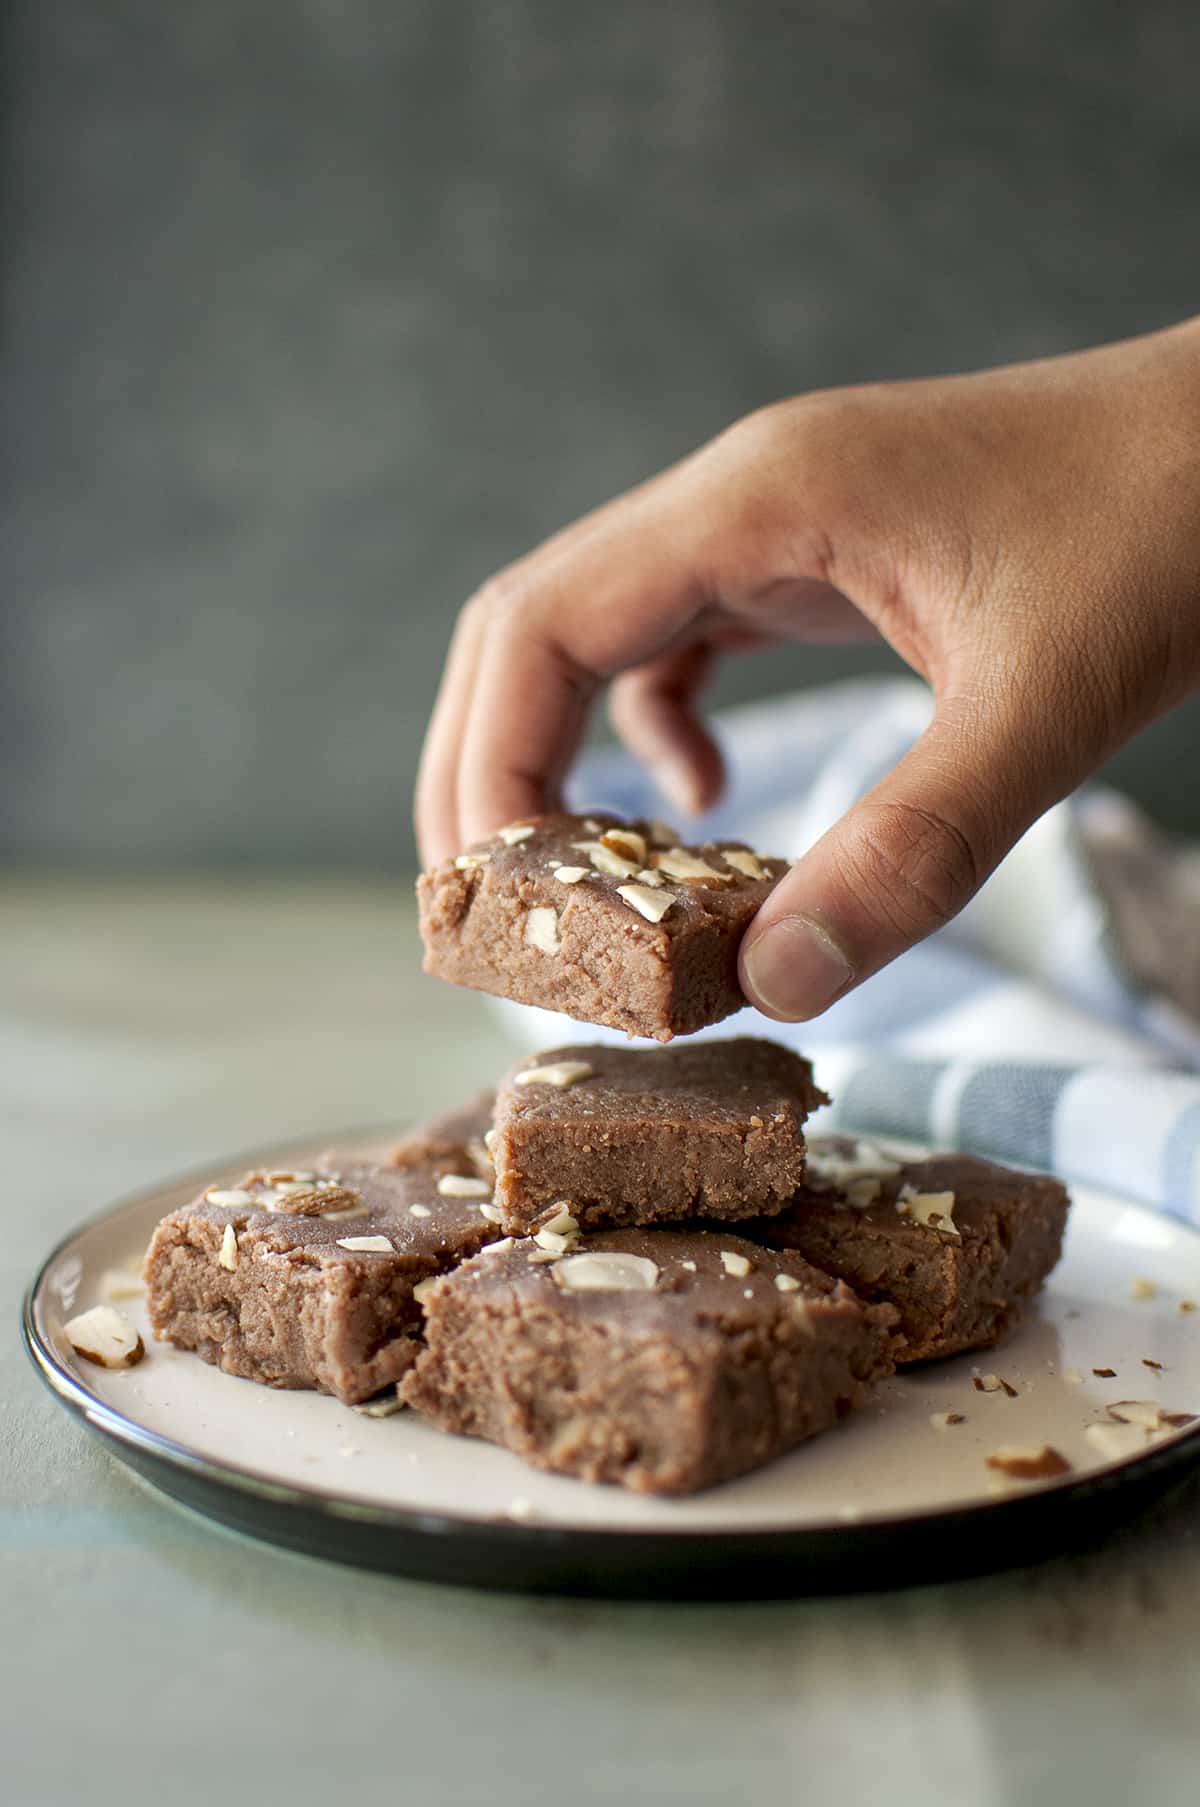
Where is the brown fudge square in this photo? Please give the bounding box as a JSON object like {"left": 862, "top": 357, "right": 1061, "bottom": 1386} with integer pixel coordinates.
{"left": 144, "top": 1104, "right": 498, "bottom": 1404}
{"left": 402, "top": 1227, "right": 896, "bottom": 1493}
{"left": 745, "top": 1137, "right": 1070, "bottom": 1363}
{"left": 417, "top": 811, "right": 787, "bottom": 1040}
{"left": 491, "top": 1037, "right": 827, "bottom": 1233}
{"left": 388, "top": 1092, "right": 496, "bottom": 1179}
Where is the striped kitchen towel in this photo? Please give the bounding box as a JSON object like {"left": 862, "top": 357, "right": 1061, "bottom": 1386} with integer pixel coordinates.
{"left": 495, "top": 678, "right": 1200, "bottom": 1223}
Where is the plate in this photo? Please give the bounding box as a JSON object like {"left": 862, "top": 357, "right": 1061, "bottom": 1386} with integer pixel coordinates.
{"left": 22, "top": 1128, "right": 1200, "bottom": 1599}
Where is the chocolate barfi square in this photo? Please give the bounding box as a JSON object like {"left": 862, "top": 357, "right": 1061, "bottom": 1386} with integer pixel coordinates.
{"left": 746, "top": 1137, "right": 1070, "bottom": 1363}
{"left": 388, "top": 1092, "right": 496, "bottom": 1180}
{"left": 402, "top": 1227, "right": 896, "bottom": 1493}
{"left": 144, "top": 1104, "right": 499, "bottom": 1404}
{"left": 417, "top": 812, "right": 787, "bottom": 1040}
{"left": 491, "top": 1037, "right": 827, "bottom": 1232}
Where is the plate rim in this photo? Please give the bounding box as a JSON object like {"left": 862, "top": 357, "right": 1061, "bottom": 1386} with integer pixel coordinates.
{"left": 21, "top": 1123, "right": 1200, "bottom": 1569}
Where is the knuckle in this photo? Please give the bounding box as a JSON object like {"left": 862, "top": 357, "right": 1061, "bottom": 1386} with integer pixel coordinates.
{"left": 843, "top": 798, "right": 981, "bottom": 940}
{"left": 722, "top": 400, "right": 794, "bottom": 466}
{"left": 738, "top": 391, "right": 889, "bottom": 536}
{"left": 468, "top": 564, "right": 529, "bottom": 622}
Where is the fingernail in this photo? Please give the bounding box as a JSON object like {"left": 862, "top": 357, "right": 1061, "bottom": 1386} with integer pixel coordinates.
{"left": 741, "top": 916, "right": 854, "bottom": 1020}
{"left": 652, "top": 758, "right": 702, "bottom": 818}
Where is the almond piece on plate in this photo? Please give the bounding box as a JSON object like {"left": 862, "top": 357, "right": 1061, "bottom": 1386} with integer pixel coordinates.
{"left": 985, "top": 1444, "right": 1072, "bottom": 1480}
{"left": 99, "top": 1268, "right": 146, "bottom": 1302}
{"left": 63, "top": 1304, "right": 145, "bottom": 1370}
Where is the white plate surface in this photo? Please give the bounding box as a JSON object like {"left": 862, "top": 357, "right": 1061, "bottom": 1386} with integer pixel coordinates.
{"left": 29, "top": 1132, "right": 1200, "bottom": 1535}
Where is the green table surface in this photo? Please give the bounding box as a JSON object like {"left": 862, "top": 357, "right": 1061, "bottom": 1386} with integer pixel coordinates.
{"left": 4, "top": 875, "right": 1199, "bottom": 1807}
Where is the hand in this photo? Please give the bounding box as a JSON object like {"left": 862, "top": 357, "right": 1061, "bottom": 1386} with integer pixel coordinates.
{"left": 416, "top": 319, "right": 1200, "bottom": 1021}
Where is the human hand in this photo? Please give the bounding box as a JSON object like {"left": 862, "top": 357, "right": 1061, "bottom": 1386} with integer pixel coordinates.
{"left": 416, "top": 319, "right": 1200, "bottom": 1021}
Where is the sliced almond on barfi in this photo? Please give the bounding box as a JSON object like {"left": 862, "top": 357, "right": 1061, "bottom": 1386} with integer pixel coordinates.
{"left": 524, "top": 906, "right": 561, "bottom": 954}
{"left": 514, "top": 1060, "right": 593, "bottom": 1088}
{"left": 268, "top": 1183, "right": 365, "bottom": 1217}
{"left": 616, "top": 883, "right": 675, "bottom": 923}
{"left": 650, "top": 847, "right": 731, "bottom": 884}
{"left": 572, "top": 839, "right": 640, "bottom": 879}
{"left": 554, "top": 1251, "right": 659, "bottom": 1292}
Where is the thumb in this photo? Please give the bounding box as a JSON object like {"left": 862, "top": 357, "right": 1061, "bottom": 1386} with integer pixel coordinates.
{"left": 738, "top": 705, "right": 1037, "bottom": 1021}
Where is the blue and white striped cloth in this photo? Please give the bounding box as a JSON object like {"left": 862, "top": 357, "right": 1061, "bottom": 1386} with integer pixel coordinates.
{"left": 497, "top": 678, "right": 1200, "bottom": 1224}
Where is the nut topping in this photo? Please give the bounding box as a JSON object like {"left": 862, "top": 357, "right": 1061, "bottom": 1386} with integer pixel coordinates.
{"left": 266, "top": 1183, "right": 364, "bottom": 1217}
{"left": 205, "top": 1188, "right": 254, "bottom": 1207}
{"left": 466, "top": 1138, "right": 494, "bottom": 1177}
{"left": 720, "top": 849, "right": 766, "bottom": 880}
{"left": 514, "top": 1060, "right": 593, "bottom": 1089}
{"left": 437, "top": 1173, "right": 492, "bottom": 1198}
{"left": 524, "top": 906, "right": 561, "bottom": 954}
{"left": 600, "top": 827, "right": 647, "bottom": 864}
{"left": 985, "top": 1444, "right": 1072, "bottom": 1479}
{"left": 572, "top": 839, "right": 639, "bottom": 879}
{"left": 63, "top": 1304, "right": 145, "bottom": 1370}
{"left": 533, "top": 1227, "right": 574, "bottom": 1255}
{"left": 616, "top": 883, "right": 675, "bottom": 924}
{"left": 774, "top": 1273, "right": 801, "bottom": 1293}
{"left": 335, "top": 1235, "right": 394, "bottom": 1253}
{"left": 1084, "top": 1421, "right": 1147, "bottom": 1461}
{"left": 895, "top": 1185, "right": 959, "bottom": 1235}
{"left": 353, "top": 1391, "right": 405, "bottom": 1418}
{"left": 1106, "top": 1399, "right": 1163, "bottom": 1429}
{"left": 719, "top": 1250, "right": 752, "bottom": 1277}
{"left": 497, "top": 823, "right": 535, "bottom": 845}
{"left": 804, "top": 1139, "right": 903, "bottom": 1188}
{"left": 555, "top": 1251, "right": 659, "bottom": 1292}
{"left": 218, "top": 1223, "right": 239, "bottom": 1270}
{"left": 99, "top": 1269, "right": 146, "bottom": 1302}
{"left": 650, "top": 847, "right": 731, "bottom": 884}
{"left": 553, "top": 866, "right": 589, "bottom": 885}
{"left": 539, "top": 1206, "right": 580, "bottom": 1238}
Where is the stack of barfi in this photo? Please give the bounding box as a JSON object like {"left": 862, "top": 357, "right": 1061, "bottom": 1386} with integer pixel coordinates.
{"left": 143, "top": 812, "right": 1070, "bottom": 1494}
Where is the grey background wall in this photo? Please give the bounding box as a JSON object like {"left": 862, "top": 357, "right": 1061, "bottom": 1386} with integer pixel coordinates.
{"left": 4, "top": 0, "right": 1200, "bottom": 870}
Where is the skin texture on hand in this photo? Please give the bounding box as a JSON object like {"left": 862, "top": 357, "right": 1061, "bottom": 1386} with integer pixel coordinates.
{"left": 416, "top": 318, "right": 1200, "bottom": 1022}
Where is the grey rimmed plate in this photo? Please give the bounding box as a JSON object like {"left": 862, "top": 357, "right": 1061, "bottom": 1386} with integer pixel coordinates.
{"left": 22, "top": 1128, "right": 1200, "bottom": 1599}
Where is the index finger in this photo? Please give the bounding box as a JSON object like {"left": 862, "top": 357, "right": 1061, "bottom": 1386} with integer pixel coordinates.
{"left": 454, "top": 481, "right": 714, "bottom": 849}
{"left": 415, "top": 470, "right": 686, "bottom": 863}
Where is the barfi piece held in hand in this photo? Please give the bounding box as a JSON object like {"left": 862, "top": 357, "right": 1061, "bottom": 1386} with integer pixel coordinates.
{"left": 402, "top": 1228, "right": 896, "bottom": 1494}
{"left": 492, "top": 1038, "right": 828, "bottom": 1233}
{"left": 144, "top": 1104, "right": 499, "bottom": 1404}
{"left": 747, "top": 1137, "right": 1070, "bottom": 1363}
{"left": 417, "top": 812, "right": 788, "bottom": 1040}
